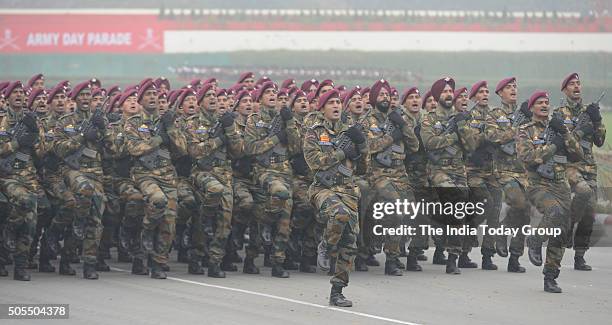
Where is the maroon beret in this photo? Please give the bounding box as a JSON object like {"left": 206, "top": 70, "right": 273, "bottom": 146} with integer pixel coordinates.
{"left": 158, "top": 92, "right": 167, "bottom": 100}
{"left": 342, "top": 87, "right": 362, "bottom": 111}
{"left": 46, "top": 84, "right": 67, "bottom": 104}
{"left": 257, "top": 81, "right": 277, "bottom": 102}
{"left": 452, "top": 87, "right": 468, "bottom": 104}
{"left": 233, "top": 89, "right": 252, "bottom": 109}
{"left": 421, "top": 89, "right": 433, "bottom": 109}
{"left": 277, "top": 88, "right": 289, "bottom": 98}
{"left": 177, "top": 88, "right": 197, "bottom": 108}
{"left": 431, "top": 77, "right": 455, "bottom": 102}
{"left": 290, "top": 90, "right": 308, "bottom": 109}
{"left": 196, "top": 83, "right": 215, "bottom": 103}
{"left": 369, "top": 79, "right": 392, "bottom": 107}
{"left": 57, "top": 80, "right": 70, "bottom": 89}
{"left": 91, "top": 88, "right": 106, "bottom": 98}
{"left": 390, "top": 87, "right": 399, "bottom": 97}
{"left": 3, "top": 81, "right": 23, "bottom": 98}
{"left": 154, "top": 77, "right": 171, "bottom": 90}
{"left": 281, "top": 79, "right": 296, "bottom": 89}
{"left": 107, "top": 94, "right": 121, "bottom": 113}
{"left": 136, "top": 78, "right": 152, "bottom": 90}
{"left": 528, "top": 91, "right": 549, "bottom": 109}
{"left": 314, "top": 79, "right": 334, "bottom": 99}
{"left": 229, "top": 83, "right": 245, "bottom": 94}
{"left": 0, "top": 81, "right": 9, "bottom": 93}
{"left": 317, "top": 89, "right": 340, "bottom": 111}
{"left": 168, "top": 90, "right": 182, "bottom": 107}
{"left": 238, "top": 72, "right": 255, "bottom": 83}
{"left": 137, "top": 80, "right": 157, "bottom": 103}
{"left": 401, "top": 87, "right": 420, "bottom": 105}
{"left": 287, "top": 85, "right": 298, "bottom": 97}
{"left": 495, "top": 77, "right": 516, "bottom": 94}
{"left": 203, "top": 77, "right": 217, "bottom": 85}
{"left": 27, "top": 88, "right": 46, "bottom": 109}
{"left": 216, "top": 88, "right": 228, "bottom": 97}
{"left": 306, "top": 92, "right": 316, "bottom": 104}
{"left": 89, "top": 78, "right": 101, "bottom": 88}
{"left": 300, "top": 79, "right": 319, "bottom": 93}
{"left": 361, "top": 87, "right": 370, "bottom": 96}
{"left": 561, "top": 73, "right": 579, "bottom": 91}
{"left": 189, "top": 79, "right": 202, "bottom": 89}
{"left": 107, "top": 85, "right": 121, "bottom": 97}
{"left": 69, "top": 81, "right": 91, "bottom": 100}
{"left": 469, "top": 81, "right": 487, "bottom": 99}
{"left": 256, "top": 76, "right": 272, "bottom": 88}
{"left": 117, "top": 89, "right": 138, "bottom": 108}
{"left": 26, "top": 74, "right": 44, "bottom": 88}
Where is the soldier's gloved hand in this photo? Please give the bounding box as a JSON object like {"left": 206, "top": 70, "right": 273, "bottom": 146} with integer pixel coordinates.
{"left": 107, "top": 112, "right": 122, "bottom": 123}
{"left": 388, "top": 110, "right": 406, "bottom": 129}
{"left": 519, "top": 101, "right": 532, "bottom": 118}
{"left": 340, "top": 144, "right": 359, "bottom": 160}
{"left": 549, "top": 116, "right": 567, "bottom": 134}
{"left": 277, "top": 129, "right": 288, "bottom": 145}
{"left": 160, "top": 111, "right": 176, "bottom": 129}
{"left": 92, "top": 112, "right": 106, "bottom": 129}
{"left": 17, "top": 131, "right": 36, "bottom": 148}
{"left": 22, "top": 112, "right": 38, "bottom": 131}
{"left": 219, "top": 112, "right": 235, "bottom": 128}
{"left": 280, "top": 106, "right": 293, "bottom": 121}
{"left": 346, "top": 125, "right": 366, "bottom": 144}
{"left": 159, "top": 127, "right": 171, "bottom": 146}
{"left": 84, "top": 127, "right": 99, "bottom": 142}
{"left": 455, "top": 111, "right": 472, "bottom": 122}
{"left": 390, "top": 127, "right": 403, "bottom": 142}
{"left": 586, "top": 103, "right": 602, "bottom": 124}
{"left": 576, "top": 123, "right": 594, "bottom": 137}
{"left": 551, "top": 134, "right": 565, "bottom": 151}
{"left": 291, "top": 155, "right": 309, "bottom": 175}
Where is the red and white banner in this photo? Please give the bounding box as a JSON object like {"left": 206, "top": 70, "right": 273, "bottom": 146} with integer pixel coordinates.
{"left": 0, "top": 14, "right": 164, "bottom": 53}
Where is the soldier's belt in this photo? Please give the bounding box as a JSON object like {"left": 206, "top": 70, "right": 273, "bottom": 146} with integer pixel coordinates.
{"left": 196, "top": 151, "right": 228, "bottom": 171}
{"left": 433, "top": 158, "right": 463, "bottom": 166}
{"left": 79, "top": 160, "right": 102, "bottom": 169}
{"left": 137, "top": 149, "right": 172, "bottom": 170}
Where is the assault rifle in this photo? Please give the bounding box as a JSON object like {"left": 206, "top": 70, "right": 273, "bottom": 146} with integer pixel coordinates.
{"left": 0, "top": 112, "right": 37, "bottom": 174}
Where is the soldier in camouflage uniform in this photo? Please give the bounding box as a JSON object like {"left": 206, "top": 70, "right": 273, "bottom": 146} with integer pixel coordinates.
{"left": 420, "top": 77, "right": 472, "bottom": 274}
{"left": 53, "top": 81, "right": 107, "bottom": 279}
{"left": 184, "top": 86, "right": 242, "bottom": 278}
{"left": 0, "top": 81, "right": 46, "bottom": 280}
{"left": 124, "top": 81, "right": 187, "bottom": 279}
{"left": 555, "top": 73, "right": 606, "bottom": 271}
{"left": 244, "top": 81, "right": 301, "bottom": 278}
{"left": 486, "top": 77, "right": 531, "bottom": 273}
{"left": 461, "top": 81, "right": 504, "bottom": 270}
{"left": 304, "top": 89, "right": 368, "bottom": 307}
{"left": 517, "top": 91, "right": 583, "bottom": 293}
{"left": 364, "top": 79, "right": 420, "bottom": 276}
{"left": 105, "top": 89, "right": 148, "bottom": 275}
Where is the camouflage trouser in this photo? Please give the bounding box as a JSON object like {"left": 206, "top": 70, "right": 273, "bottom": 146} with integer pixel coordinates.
{"left": 30, "top": 189, "right": 52, "bottom": 262}
{"left": 0, "top": 176, "right": 38, "bottom": 260}
{"left": 116, "top": 178, "right": 145, "bottom": 260}
{"left": 566, "top": 166, "right": 597, "bottom": 255}
{"left": 527, "top": 180, "right": 572, "bottom": 271}
{"left": 63, "top": 168, "right": 106, "bottom": 265}
{"left": 43, "top": 172, "right": 78, "bottom": 260}
{"left": 192, "top": 168, "right": 233, "bottom": 265}
{"left": 232, "top": 176, "right": 258, "bottom": 258}
{"left": 252, "top": 170, "right": 293, "bottom": 265}
{"left": 100, "top": 174, "right": 121, "bottom": 257}
{"left": 466, "top": 172, "right": 503, "bottom": 257}
{"left": 134, "top": 169, "right": 177, "bottom": 265}
{"left": 290, "top": 176, "right": 317, "bottom": 260}
{"left": 406, "top": 165, "right": 433, "bottom": 252}
{"left": 176, "top": 177, "right": 199, "bottom": 258}
{"left": 369, "top": 174, "right": 416, "bottom": 261}
{"left": 428, "top": 165, "right": 469, "bottom": 255}
{"left": 498, "top": 173, "right": 530, "bottom": 256}
{"left": 309, "top": 184, "right": 359, "bottom": 288}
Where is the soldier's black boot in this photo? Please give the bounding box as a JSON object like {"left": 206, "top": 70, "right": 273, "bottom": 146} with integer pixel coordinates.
{"left": 416, "top": 248, "right": 428, "bottom": 261}
{"left": 543, "top": 268, "right": 562, "bottom": 293}
{"left": 458, "top": 253, "right": 478, "bottom": 268}
{"left": 231, "top": 222, "right": 246, "bottom": 250}
{"left": 2, "top": 226, "right": 17, "bottom": 252}
{"left": 131, "top": 258, "right": 148, "bottom": 275}
{"left": 141, "top": 228, "right": 155, "bottom": 253}
{"left": 83, "top": 263, "right": 99, "bottom": 280}
{"left": 263, "top": 247, "right": 272, "bottom": 268}
{"left": 432, "top": 246, "right": 447, "bottom": 265}
{"left": 149, "top": 260, "right": 167, "bottom": 279}
{"left": 481, "top": 255, "right": 498, "bottom": 270}
{"left": 208, "top": 263, "right": 226, "bottom": 278}
{"left": 227, "top": 249, "right": 243, "bottom": 263}
{"left": 271, "top": 263, "right": 290, "bottom": 278}
{"left": 188, "top": 258, "right": 205, "bottom": 275}
{"left": 354, "top": 256, "right": 369, "bottom": 272}
{"left": 160, "top": 263, "right": 170, "bottom": 272}
{"left": 243, "top": 256, "right": 260, "bottom": 274}
{"left": 299, "top": 255, "right": 317, "bottom": 273}
{"left": 365, "top": 254, "right": 380, "bottom": 266}
{"left": 384, "top": 258, "right": 403, "bottom": 276}
{"left": 574, "top": 255, "right": 592, "bottom": 271}
{"left": 0, "top": 264, "right": 8, "bottom": 276}
{"left": 59, "top": 259, "right": 76, "bottom": 276}
{"left": 282, "top": 255, "right": 299, "bottom": 271}
{"left": 317, "top": 241, "right": 331, "bottom": 271}
{"left": 496, "top": 237, "right": 508, "bottom": 257}
{"left": 405, "top": 254, "right": 422, "bottom": 272}
{"left": 95, "top": 255, "right": 111, "bottom": 272}
{"left": 46, "top": 224, "right": 63, "bottom": 258}
{"left": 38, "top": 258, "right": 55, "bottom": 273}
{"left": 176, "top": 224, "right": 189, "bottom": 263}
{"left": 507, "top": 254, "right": 526, "bottom": 273}
{"left": 117, "top": 245, "right": 132, "bottom": 263}
{"left": 220, "top": 255, "right": 238, "bottom": 272}
{"left": 13, "top": 256, "right": 31, "bottom": 281}
{"left": 445, "top": 253, "right": 461, "bottom": 275}
{"left": 329, "top": 285, "right": 352, "bottom": 307}
{"left": 526, "top": 235, "right": 542, "bottom": 266}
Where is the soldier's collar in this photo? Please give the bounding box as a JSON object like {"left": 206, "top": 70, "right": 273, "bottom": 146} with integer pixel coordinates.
{"left": 501, "top": 101, "right": 516, "bottom": 112}
{"left": 435, "top": 105, "right": 453, "bottom": 119}
{"left": 565, "top": 97, "right": 582, "bottom": 110}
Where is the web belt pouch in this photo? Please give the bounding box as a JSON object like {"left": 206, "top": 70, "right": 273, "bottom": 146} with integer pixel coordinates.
{"left": 500, "top": 141, "right": 516, "bottom": 155}
{"left": 579, "top": 139, "right": 591, "bottom": 150}
{"left": 82, "top": 147, "right": 98, "bottom": 159}
{"left": 255, "top": 150, "right": 273, "bottom": 168}
{"left": 0, "top": 154, "right": 16, "bottom": 174}
{"left": 375, "top": 148, "right": 393, "bottom": 167}
{"left": 314, "top": 168, "right": 336, "bottom": 187}
{"left": 552, "top": 155, "right": 567, "bottom": 164}
{"left": 139, "top": 149, "right": 160, "bottom": 170}
{"left": 536, "top": 162, "right": 555, "bottom": 180}
{"left": 445, "top": 146, "right": 458, "bottom": 156}
{"left": 64, "top": 148, "right": 83, "bottom": 170}
{"left": 15, "top": 151, "right": 31, "bottom": 163}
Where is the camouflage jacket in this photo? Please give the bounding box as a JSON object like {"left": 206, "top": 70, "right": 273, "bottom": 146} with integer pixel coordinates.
{"left": 244, "top": 105, "right": 300, "bottom": 176}
{"left": 366, "top": 107, "right": 418, "bottom": 178}
{"left": 555, "top": 98, "right": 606, "bottom": 174}
{"left": 184, "top": 110, "right": 242, "bottom": 173}
{"left": 420, "top": 105, "right": 471, "bottom": 168}
{"left": 53, "top": 108, "right": 104, "bottom": 171}
{"left": 303, "top": 115, "right": 368, "bottom": 191}
{"left": 102, "top": 115, "right": 134, "bottom": 178}
{"left": 0, "top": 108, "right": 47, "bottom": 177}
{"left": 404, "top": 111, "right": 429, "bottom": 170}
{"left": 485, "top": 101, "right": 526, "bottom": 175}
{"left": 516, "top": 119, "right": 584, "bottom": 184}
{"left": 464, "top": 104, "right": 496, "bottom": 174}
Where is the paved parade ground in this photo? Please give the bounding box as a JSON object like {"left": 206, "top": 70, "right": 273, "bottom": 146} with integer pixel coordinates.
{"left": 2, "top": 247, "right": 611, "bottom": 325}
